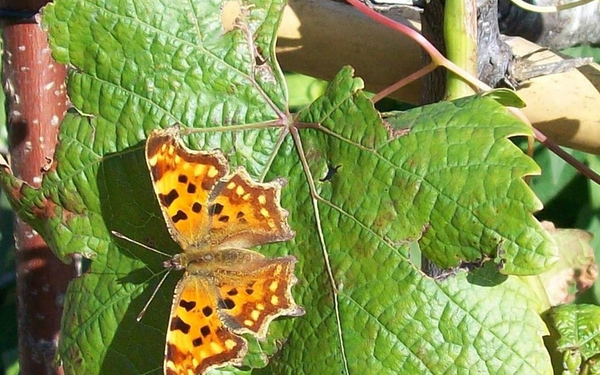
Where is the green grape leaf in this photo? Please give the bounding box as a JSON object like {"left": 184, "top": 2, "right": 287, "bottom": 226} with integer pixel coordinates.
{"left": 0, "top": 0, "right": 558, "bottom": 374}
{"left": 261, "top": 67, "right": 554, "bottom": 375}
{"left": 294, "top": 67, "right": 557, "bottom": 276}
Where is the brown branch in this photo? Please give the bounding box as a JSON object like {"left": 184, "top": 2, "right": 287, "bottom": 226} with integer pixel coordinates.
{"left": 1, "top": 1, "right": 74, "bottom": 374}
{"left": 532, "top": 127, "right": 600, "bottom": 186}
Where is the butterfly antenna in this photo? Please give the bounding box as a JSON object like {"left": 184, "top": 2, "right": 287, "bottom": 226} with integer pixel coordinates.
{"left": 136, "top": 269, "right": 172, "bottom": 321}
{"left": 111, "top": 231, "right": 171, "bottom": 258}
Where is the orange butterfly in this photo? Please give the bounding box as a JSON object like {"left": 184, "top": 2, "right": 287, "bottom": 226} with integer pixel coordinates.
{"left": 142, "top": 126, "right": 304, "bottom": 375}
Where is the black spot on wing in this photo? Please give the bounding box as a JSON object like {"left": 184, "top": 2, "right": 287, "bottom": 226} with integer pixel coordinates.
{"left": 219, "top": 298, "right": 235, "bottom": 310}
{"left": 200, "top": 325, "right": 211, "bottom": 337}
{"left": 192, "top": 202, "right": 202, "bottom": 213}
{"left": 202, "top": 306, "right": 213, "bottom": 317}
{"left": 170, "top": 317, "right": 191, "bottom": 334}
{"left": 218, "top": 215, "right": 229, "bottom": 223}
{"left": 208, "top": 203, "right": 224, "bottom": 216}
{"left": 192, "top": 337, "right": 203, "bottom": 347}
{"left": 172, "top": 210, "right": 188, "bottom": 223}
{"left": 159, "top": 189, "right": 179, "bottom": 207}
{"left": 187, "top": 183, "right": 196, "bottom": 194}
{"left": 178, "top": 174, "right": 188, "bottom": 184}
{"left": 179, "top": 299, "right": 196, "bottom": 311}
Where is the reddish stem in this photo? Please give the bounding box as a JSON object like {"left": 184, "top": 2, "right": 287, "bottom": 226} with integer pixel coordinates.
{"left": 345, "top": 0, "right": 445, "bottom": 62}
{"left": 372, "top": 62, "right": 437, "bottom": 103}
{"left": 532, "top": 128, "right": 600, "bottom": 185}
{"left": 346, "top": 0, "right": 488, "bottom": 94}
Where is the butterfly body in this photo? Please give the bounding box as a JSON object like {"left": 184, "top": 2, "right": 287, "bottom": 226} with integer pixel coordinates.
{"left": 145, "top": 126, "right": 304, "bottom": 375}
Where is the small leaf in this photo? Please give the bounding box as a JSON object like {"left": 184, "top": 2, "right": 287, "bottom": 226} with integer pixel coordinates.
{"left": 481, "top": 88, "right": 527, "bottom": 108}
{"left": 545, "top": 304, "right": 600, "bottom": 375}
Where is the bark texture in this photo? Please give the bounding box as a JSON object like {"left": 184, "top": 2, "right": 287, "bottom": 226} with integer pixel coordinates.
{"left": 499, "top": 0, "right": 600, "bottom": 49}
{"left": 1, "top": 1, "right": 74, "bottom": 374}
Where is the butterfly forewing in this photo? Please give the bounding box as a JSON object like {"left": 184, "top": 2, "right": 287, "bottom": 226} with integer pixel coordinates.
{"left": 206, "top": 168, "right": 295, "bottom": 249}
{"left": 146, "top": 127, "right": 229, "bottom": 248}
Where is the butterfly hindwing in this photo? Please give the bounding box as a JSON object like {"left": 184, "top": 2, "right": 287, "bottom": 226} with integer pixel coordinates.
{"left": 164, "top": 275, "right": 247, "bottom": 375}
{"left": 214, "top": 254, "right": 305, "bottom": 338}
